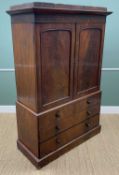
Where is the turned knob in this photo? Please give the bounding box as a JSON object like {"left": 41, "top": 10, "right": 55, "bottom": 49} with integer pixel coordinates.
{"left": 55, "top": 125, "right": 60, "bottom": 131}
{"left": 87, "top": 111, "right": 91, "bottom": 116}
{"left": 55, "top": 111, "right": 60, "bottom": 118}
{"left": 87, "top": 100, "right": 91, "bottom": 104}
{"left": 85, "top": 122, "right": 91, "bottom": 128}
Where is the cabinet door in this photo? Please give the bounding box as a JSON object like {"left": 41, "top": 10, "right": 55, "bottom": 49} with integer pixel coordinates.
{"left": 36, "top": 24, "right": 75, "bottom": 109}
{"left": 74, "top": 24, "right": 105, "bottom": 97}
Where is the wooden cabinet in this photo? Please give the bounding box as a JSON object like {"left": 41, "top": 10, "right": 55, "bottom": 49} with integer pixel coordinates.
{"left": 7, "top": 2, "right": 112, "bottom": 168}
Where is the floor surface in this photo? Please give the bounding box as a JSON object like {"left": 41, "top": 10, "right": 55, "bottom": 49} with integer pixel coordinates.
{"left": 0, "top": 114, "right": 119, "bottom": 175}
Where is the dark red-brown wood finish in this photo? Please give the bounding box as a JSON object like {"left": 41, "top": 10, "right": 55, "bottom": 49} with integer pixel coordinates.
{"left": 7, "top": 2, "right": 112, "bottom": 168}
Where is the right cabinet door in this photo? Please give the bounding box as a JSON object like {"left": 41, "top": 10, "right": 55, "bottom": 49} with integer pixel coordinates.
{"left": 74, "top": 23, "right": 105, "bottom": 97}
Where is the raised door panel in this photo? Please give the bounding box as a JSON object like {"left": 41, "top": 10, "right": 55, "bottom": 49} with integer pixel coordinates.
{"left": 74, "top": 24, "right": 105, "bottom": 97}
{"left": 36, "top": 24, "right": 75, "bottom": 110}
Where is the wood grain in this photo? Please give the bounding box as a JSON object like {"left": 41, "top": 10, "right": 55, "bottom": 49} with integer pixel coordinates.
{"left": 7, "top": 2, "right": 112, "bottom": 16}
{"left": 39, "top": 93, "right": 100, "bottom": 142}
{"left": 12, "top": 23, "right": 38, "bottom": 112}
{"left": 40, "top": 115, "right": 99, "bottom": 157}
{"left": 74, "top": 23, "right": 105, "bottom": 98}
{"left": 36, "top": 24, "right": 75, "bottom": 109}
{"left": 8, "top": 2, "right": 111, "bottom": 168}
{"left": 16, "top": 102, "right": 39, "bottom": 157}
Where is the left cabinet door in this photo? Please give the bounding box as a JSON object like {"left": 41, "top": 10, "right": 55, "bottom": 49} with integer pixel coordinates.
{"left": 36, "top": 24, "right": 75, "bottom": 110}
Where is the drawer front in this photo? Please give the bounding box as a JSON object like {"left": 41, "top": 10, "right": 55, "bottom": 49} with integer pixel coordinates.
{"left": 40, "top": 115, "right": 99, "bottom": 157}
{"left": 39, "top": 92, "right": 101, "bottom": 142}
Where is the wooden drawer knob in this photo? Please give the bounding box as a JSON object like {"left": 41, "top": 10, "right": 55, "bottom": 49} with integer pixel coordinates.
{"left": 87, "top": 111, "right": 91, "bottom": 116}
{"left": 87, "top": 100, "right": 91, "bottom": 104}
{"left": 55, "top": 126, "right": 60, "bottom": 131}
{"left": 85, "top": 122, "right": 91, "bottom": 128}
{"left": 55, "top": 112, "right": 60, "bottom": 118}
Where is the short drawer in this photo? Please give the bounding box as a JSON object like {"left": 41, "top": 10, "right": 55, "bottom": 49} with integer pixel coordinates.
{"left": 39, "top": 92, "right": 101, "bottom": 142}
{"left": 40, "top": 115, "right": 99, "bottom": 157}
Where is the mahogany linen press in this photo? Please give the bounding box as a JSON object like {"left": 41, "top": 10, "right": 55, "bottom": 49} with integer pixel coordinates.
{"left": 7, "top": 2, "right": 112, "bottom": 168}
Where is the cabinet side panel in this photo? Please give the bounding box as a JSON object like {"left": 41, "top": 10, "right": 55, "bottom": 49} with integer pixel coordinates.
{"left": 12, "top": 23, "right": 38, "bottom": 111}
{"left": 16, "top": 102, "right": 39, "bottom": 157}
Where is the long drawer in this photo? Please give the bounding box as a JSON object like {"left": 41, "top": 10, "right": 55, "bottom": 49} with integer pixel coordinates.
{"left": 39, "top": 92, "right": 101, "bottom": 142}
{"left": 40, "top": 115, "right": 99, "bottom": 157}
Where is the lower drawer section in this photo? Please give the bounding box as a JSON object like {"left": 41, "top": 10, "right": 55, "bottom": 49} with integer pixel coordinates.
{"left": 39, "top": 92, "right": 101, "bottom": 142}
{"left": 40, "top": 115, "right": 99, "bottom": 157}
